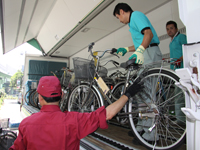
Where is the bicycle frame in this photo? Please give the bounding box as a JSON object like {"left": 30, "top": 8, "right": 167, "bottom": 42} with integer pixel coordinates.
{"left": 87, "top": 42, "right": 172, "bottom": 116}
{"left": 67, "top": 43, "right": 187, "bottom": 149}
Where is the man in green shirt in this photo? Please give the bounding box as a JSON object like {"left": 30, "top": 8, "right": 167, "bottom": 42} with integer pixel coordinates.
{"left": 166, "top": 20, "right": 187, "bottom": 70}
{"left": 166, "top": 20, "right": 187, "bottom": 125}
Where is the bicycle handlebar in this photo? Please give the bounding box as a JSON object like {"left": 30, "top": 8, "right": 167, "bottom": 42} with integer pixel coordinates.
{"left": 61, "top": 67, "right": 73, "bottom": 72}
{"left": 113, "top": 60, "right": 119, "bottom": 66}
{"left": 110, "top": 48, "right": 117, "bottom": 54}
{"left": 88, "top": 42, "right": 119, "bottom": 59}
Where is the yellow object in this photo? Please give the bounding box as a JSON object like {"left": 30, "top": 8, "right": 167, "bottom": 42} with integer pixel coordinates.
{"left": 97, "top": 77, "right": 109, "bottom": 94}
{"left": 125, "top": 47, "right": 129, "bottom": 52}
{"left": 93, "top": 51, "right": 98, "bottom": 66}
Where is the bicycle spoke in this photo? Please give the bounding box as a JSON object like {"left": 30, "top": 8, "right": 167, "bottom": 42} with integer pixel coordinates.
{"left": 128, "top": 69, "right": 186, "bottom": 149}
{"left": 68, "top": 84, "right": 101, "bottom": 112}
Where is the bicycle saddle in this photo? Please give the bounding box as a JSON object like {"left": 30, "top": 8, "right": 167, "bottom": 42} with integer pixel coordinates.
{"left": 120, "top": 58, "right": 140, "bottom": 69}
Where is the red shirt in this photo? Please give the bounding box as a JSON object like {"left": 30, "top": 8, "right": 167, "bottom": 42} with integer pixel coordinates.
{"left": 9, "top": 105, "right": 108, "bottom": 150}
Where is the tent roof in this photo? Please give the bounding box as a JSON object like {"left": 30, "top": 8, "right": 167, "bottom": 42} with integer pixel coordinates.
{"left": 0, "top": 0, "right": 169, "bottom": 58}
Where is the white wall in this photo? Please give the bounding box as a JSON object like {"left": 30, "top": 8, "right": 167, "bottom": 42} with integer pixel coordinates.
{"left": 70, "top": 0, "right": 186, "bottom": 75}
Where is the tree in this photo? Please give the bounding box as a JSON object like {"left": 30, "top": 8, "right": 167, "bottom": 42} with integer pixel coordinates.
{"left": 10, "top": 70, "right": 23, "bottom": 89}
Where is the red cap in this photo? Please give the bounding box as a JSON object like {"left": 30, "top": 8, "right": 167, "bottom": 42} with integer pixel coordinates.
{"left": 37, "top": 76, "right": 61, "bottom": 97}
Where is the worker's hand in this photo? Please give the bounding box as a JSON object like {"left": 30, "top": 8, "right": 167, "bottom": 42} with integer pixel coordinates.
{"left": 117, "top": 47, "right": 129, "bottom": 56}
{"left": 124, "top": 80, "right": 144, "bottom": 99}
{"left": 175, "top": 59, "right": 181, "bottom": 67}
{"left": 129, "top": 45, "right": 145, "bottom": 64}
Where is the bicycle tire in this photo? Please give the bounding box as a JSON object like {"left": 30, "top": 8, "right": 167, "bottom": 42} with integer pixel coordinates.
{"left": 33, "top": 91, "right": 38, "bottom": 107}
{"left": 24, "top": 89, "right": 35, "bottom": 105}
{"left": 111, "top": 81, "right": 130, "bottom": 125}
{"left": 0, "top": 132, "right": 17, "bottom": 150}
{"left": 1, "top": 130, "right": 17, "bottom": 138}
{"left": 128, "top": 68, "right": 186, "bottom": 150}
{"left": 29, "top": 89, "right": 37, "bottom": 107}
{"left": 60, "top": 88, "right": 71, "bottom": 112}
{"left": 67, "top": 83, "right": 102, "bottom": 112}
{"left": 33, "top": 91, "right": 41, "bottom": 110}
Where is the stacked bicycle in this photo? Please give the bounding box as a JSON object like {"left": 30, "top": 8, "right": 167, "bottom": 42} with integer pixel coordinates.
{"left": 24, "top": 81, "right": 40, "bottom": 109}
{"left": 67, "top": 42, "right": 186, "bottom": 150}
{"left": 24, "top": 67, "right": 73, "bottom": 110}
{"left": 59, "top": 68, "right": 76, "bottom": 112}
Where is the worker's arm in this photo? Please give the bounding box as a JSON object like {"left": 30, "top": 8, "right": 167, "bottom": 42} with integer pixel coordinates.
{"left": 129, "top": 29, "right": 154, "bottom": 64}
{"left": 127, "top": 45, "right": 136, "bottom": 52}
{"left": 127, "top": 29, "right": 153, "bottom": 52}
{"left": 106, "top": 95, "right": 128, "bottom": 120}
{"left": 106, "top": 81, "right": 143, "bottom": 120}
{"left": 179, "top": 56, "right": 183, "bottom": 61}
{"left": 141, "top": 29, "right": 153, "bottom": 49}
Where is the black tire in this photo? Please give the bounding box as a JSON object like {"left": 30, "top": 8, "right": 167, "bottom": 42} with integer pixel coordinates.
{"left": 24, "top": 89, "right": 35, "bottom": 105}
{"left": 111, "top": 81, "right": 129, "bottom": 125}
{"left": 33, "top": 91, "right": 41, "bottom": 110}
{"left": 128, "top": 68, "right": 186, "bottom": 150}
{"left": 29, "top": 89, "right": 37, "bottom": 107}
{"left": 67, "top": 83, "right": 102, "bottom": 112}
{"left": 60, "top": 88, "right": 71, "bottom": 112}
{"left": 0, "top": 131, "right": 17, "bottom": 150}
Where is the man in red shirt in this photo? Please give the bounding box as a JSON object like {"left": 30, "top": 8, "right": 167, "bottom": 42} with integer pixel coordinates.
{"left": 10, "top": 76, "right": 142, "bottom": 150}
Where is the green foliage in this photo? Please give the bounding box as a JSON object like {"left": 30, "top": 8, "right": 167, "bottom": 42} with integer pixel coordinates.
{"left": 0, "top": 90, "right": 6, "bottom": 109}
{"left": 10, "top": 70, "right": 23, "bottom": 88}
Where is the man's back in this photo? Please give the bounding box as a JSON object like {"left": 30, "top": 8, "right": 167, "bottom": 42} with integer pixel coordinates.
{"left": 10, "top": 105, "right": 107, "bottom": 150}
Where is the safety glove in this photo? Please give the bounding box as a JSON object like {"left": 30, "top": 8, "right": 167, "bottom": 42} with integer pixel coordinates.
{"left": 124, "top": 80, "right": 144, "bottom": 99}
{"left": 129, "top": 45, "right": 145, "bottom": 64}
{"left": 117, "top": 47, "right": 129, "bottom": 56}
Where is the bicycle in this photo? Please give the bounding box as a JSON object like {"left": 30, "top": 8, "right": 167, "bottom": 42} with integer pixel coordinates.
{"left": 0, "top": 118, "right": 17, "bottom": 150}
{"left": 109, "top": 70, "right": 127, "bottom": 85}
{"left": 24, "top": 84, "right": 39, "bottom": 109}
{"left": 67, "top": 42, "right": 186, "bottom": 150}
{"left": 59, "top": 67, "right": 75, "bottom": 112}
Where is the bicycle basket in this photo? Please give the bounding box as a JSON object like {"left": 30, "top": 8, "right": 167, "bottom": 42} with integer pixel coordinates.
{"left": 73, "top": 57, "right": 95, "bottom": 80}
{"left": 98, "top": 66, "right": 108, "bottom": 77}
{"left": 0, "top": 118, "right": 9, "bottom": 128}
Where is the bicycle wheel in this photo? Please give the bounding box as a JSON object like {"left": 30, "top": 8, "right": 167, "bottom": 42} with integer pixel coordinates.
{"left": 111, "top": 81, "right": 129, "bottom": 125}
{"left": 33, "top": 91, "right": 41, "bottom": 110}
{"left": 24, "top": 89, "right": 35, "bottom": 105}
{"left": 0, "top": 132, "right": 17, "bottom": 150}
{"left": 128, "top": 68, "right": 186, "bottom": 150}
{"left": 60, "top": 88, "right": 71, "bottom": 112}
{"left": 68, "top": 83, "right": 102, "bottom": 112}
{"left": 29, "top": 89, "right": 37, "bottom": 107}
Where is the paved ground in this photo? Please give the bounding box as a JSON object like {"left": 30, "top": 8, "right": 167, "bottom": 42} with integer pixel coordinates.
{"left": 0, "top": 99, "right": 23, "bottom": 128}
